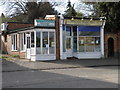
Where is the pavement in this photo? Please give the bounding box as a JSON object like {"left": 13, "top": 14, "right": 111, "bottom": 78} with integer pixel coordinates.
{"left": 2, "top": 57, "right": 119, "bottom": 72}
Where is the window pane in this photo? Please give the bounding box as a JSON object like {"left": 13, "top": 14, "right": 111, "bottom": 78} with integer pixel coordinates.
{"left": 42, "top": 32, "right": 48, "bottom": 54}
{"left": 36, "top": 32, "right": 40, "bottom": 47}
{"left": 66, "top": 26, "right": 71, "bottom": 36}
{"left": 11, "top": 35, "right": 13, "bottom": 50}
{"left": 36, "top": 32, "right": 41, "bottom": 54}
{"left": 20, "top": 34, "right": 23, "bottom": 50}
{"left": 63, "top": 31, "right": 66, "bottom": 52}
{"left": 31, "top": 32, "right": 34, "bottom": 47}
{"left": 86, "top": 37, "right": 95, "bottom": 52}
{"left": 24, "top": 33, "right": 26, "bottom": 44}
{"left": 16, "top": 35, "right": 17, "bottom": 50}
{"left": 11, "top": 35, "right": 17, "bottom": 50}
{"left": 79, "top": 37, "right": 85, "bottom": 52}
{"left": 73, "top": 37, "right": 77, "bottom": 52}
{"left": 27, "top": 37, "right": 30, "bottom": 48}
{"left": 95, "top": 37, "right": 100, "bottom": 52}
{"left": 13, "top": 35, "right": 15, "bottom": 50}
{"left": 66, "top": 38, "right": 71, "bottom": 49}
{"left": 49, "top": 32, "right": 55, "bottom": 54}
{"left": 73, "top": 26, "right": 77, "bottom": 36}
{"left": 11, "top": 35, "right": 13, "bottom": 44}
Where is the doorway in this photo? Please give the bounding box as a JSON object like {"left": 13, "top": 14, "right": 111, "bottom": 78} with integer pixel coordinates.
{"left": 108, "top": 38, "right": 114, "bottom": 57}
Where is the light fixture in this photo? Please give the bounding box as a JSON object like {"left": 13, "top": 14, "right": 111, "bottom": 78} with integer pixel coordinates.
{"left": 100, "top": 18, "right": 102, "bottom": 21}
{"left": 81, "top": 18, "right": 84, "bottom": 21}
{"left": 71, "top": 17, "right": 74, "bottom": 20}
{"left": 90, "top": 17, "right": 93, "bottom": 21}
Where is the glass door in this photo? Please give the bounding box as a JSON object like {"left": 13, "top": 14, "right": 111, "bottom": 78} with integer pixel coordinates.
{"left": 66, "top": 26, "right": 73, "bottom": 57}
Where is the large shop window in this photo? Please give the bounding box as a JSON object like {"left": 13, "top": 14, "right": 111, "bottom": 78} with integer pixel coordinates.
{"left": 36, "top": 32, "right": 55, "bottom": 54}
{"left": 20, "top": 33, "right": 26, "bottom": 51}
{"left": 11, "top": 34, "right": 17, "bottom": 51}
{"left": 78, "top": 26, "right": 101, "bottom": 52}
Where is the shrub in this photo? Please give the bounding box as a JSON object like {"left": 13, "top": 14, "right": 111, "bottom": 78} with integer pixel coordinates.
{"left": 11, "top": 55, "right": 19, "bottom": 58}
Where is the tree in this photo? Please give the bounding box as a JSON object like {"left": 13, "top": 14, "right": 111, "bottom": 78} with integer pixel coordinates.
{"left": 1, "top": 13, "right": 5, "bottom": 18}
{"left": 26, "top": 2, "right": 57, "bottom": 23}
{"left": 76, "top": 12, "right": 84, "bottom": 17}
{"left": 64, "top": 0, "right": 77, "bottom": 17}
{"left": 85, "top": 2, "right": 120, "bottom": 33}
{"left": 2, "top": 1, "right": 58, "bottom": 23}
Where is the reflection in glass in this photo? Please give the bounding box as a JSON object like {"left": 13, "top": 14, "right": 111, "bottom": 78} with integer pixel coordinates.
{"left": 79, "top": 37, "right": 100, "bottom": 52}
{"left": 36, "top": 32, "right": 41, "bottom": 54}
{"left": 63, "top": 31, "right": 66, "bottom": 52}
{"left": 66, "top": 38, "right": 71, "bottom": 49}
{"left": 27, "top": 37, "right": 30, "bottom": 48}
{"left": 20, "top": 33, "right": 23, "bottom": 50}
{"left": 36, "top": 32, "right": 41, "bottom": 47}
{"left": 31, "top": 32, "right": 34, "bottom": 47}
{"left": 95, "top": 37, "right": 100, "bottom": 52}
{"left": 73, "top": 37, "right": 77, "bottom": 52}
{"left": 73, "top": 26, "right": 77, "bottom": 36}
{"left": 79, "top": 37, "right": 85, "bottom": 52}
{"left": 43, "top": 32, "right": 48, "bottom": 54}
{"left": 49, "top": 32, "right": 55, "bottom": 54}
{"left": 66, "top": 26, "right": 71, "bottom": 36}
{"left": 86, "top": 37, "right": 95, "bottom": 52}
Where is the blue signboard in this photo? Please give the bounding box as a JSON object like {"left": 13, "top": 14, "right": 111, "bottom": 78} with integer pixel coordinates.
{"left": 78, "top": 26, "right": 100, "bottom": 32}
{"left": 34, "top": 19, "right": 55, "bottom": 27}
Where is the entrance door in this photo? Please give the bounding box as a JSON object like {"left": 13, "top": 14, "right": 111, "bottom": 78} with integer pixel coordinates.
{"left": 66, "top": 26, "right": 73, "bottom": 58}
{"left": 108, "top": 38, "right": 114, "bottom": 57}
{"left": 26, "top": 33, "right": 31, "bottom": 59}
{"left": 66, "top": 37, "right": 73, "bottom": 57}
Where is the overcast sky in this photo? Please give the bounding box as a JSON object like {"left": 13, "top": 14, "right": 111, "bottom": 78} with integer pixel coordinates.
{"left": 0, "top": 0, "right": 93, "bottom": 17}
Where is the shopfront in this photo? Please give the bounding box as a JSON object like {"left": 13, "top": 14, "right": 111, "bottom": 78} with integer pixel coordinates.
{"left": 19, "top": 19, "right": 56, "bottom": 61}
{"left": 60, "top": 17, "right": 106, "bottom": 59}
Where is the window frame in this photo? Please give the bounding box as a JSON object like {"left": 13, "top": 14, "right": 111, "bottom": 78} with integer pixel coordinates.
{"left": 20, "top": 33, "right": 26, "bottom": 52}
{"left": 36, "top": 31, "right": 55, "bottom": 55}
{"left": 79, "top": 36, "right": 101, "bottom": 52}
{"left": 11, "top": 34, "right": 18, "bottom": 51}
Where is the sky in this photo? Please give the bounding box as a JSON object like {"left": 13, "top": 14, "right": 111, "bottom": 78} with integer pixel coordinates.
{"left": 0, "top": 0, "right": 93, "bottom": 17}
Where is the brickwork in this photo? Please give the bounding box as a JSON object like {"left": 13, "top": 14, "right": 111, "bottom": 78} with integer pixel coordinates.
{"left": 104, "top": 32, "right": 120, "bottom": 58}
{"left": 7, "top": 22, "right": 34, "bottom": 30}
{"left": 1, "top": 33, "right": 25, "bottom": 58}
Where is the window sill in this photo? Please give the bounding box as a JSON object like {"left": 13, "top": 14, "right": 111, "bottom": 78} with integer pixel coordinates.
{"left": 11, "top": 50, "right": 18, "bottom": 52}
{"left": 20, "top": 50, "right": 26, "bottom": 52}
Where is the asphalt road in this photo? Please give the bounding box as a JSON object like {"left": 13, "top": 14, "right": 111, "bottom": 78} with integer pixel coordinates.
{"left": 2, "top": 66, "right": 118, "bottom": 88}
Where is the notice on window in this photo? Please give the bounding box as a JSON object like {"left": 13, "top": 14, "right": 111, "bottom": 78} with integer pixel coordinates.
{"left": 96, "top": 40, "right": 99, "bottom": 44}
{"left": 81, "top": 40, "right": 84, "bottom": 44}
{"left": 91, "top": 41, "right": 94, "bottom": 44}
{"left": 46, "top": 44, "right": 49, "bottom": 48}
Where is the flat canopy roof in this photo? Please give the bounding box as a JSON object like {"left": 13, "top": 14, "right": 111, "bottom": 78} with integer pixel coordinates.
{"left": 2, "top": 26, "right": 55, "bottom": 35}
